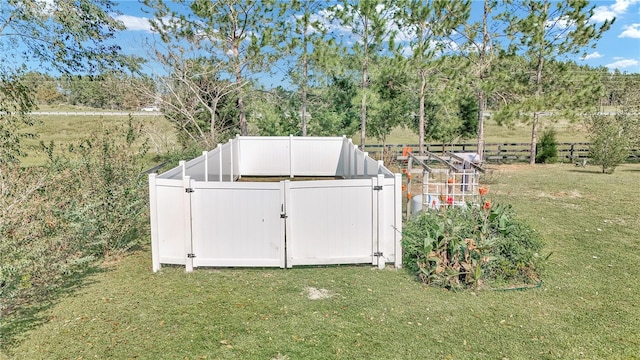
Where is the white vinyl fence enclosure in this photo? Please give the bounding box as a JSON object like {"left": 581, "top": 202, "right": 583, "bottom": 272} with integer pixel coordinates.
{"left": 148, "top": 135, "right": 402, "bottom": 272}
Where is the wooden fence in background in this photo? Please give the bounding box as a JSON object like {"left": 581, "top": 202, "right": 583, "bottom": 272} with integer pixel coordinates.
{"left": 366, "top": 142, "right": 640, "bottom": 163}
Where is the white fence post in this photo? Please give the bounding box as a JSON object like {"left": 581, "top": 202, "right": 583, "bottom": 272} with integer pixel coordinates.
{"left": 183, "top": 175, "right": 194, "bottom": 272}
{"left": 149, "top": 174, "right": 161, "bottom": 272}
{"left": 284, "top": 180, "right": 293, "bottom": 268}
{"left": 377, "top": 174, "right": 386, "bottom": 269}
{"left": 180, "top": 160, "right": 186, "bottom": 179}
{"left": 342, "top": 136, "right": 349, "bottom": 178}
{"left": 203, "top": 151, "right": 208, "bottom": 182}
{"left": 289, "top": 134, "right": 294, "bottom": 178}
{"left": 364, "top": 152, "right": 369, "bottom": 177}
{"left": 230, "top": 139, "right": 235, "bottom": 181}
{"left": 394, "top": 173, "right": 403, "bottom": 269}
{"left": 217, "top": 143, "right": 223, "bottom": 181}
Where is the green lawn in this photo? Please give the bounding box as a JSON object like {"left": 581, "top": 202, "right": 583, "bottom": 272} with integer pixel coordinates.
{"left": 4, "top": 163, "right": 640, "bottom": 359}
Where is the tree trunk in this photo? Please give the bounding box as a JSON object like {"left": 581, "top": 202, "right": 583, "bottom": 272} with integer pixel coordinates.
{"left": 301, "top": 25, "right": 308, "bottom": 137}
{"left": 477, "top": 92, "right": 485, "bottom": 162}
{"left": 530, "top": 113, "right": 538, "bottom": 164}
{"left": 419, "top": 69, "right": 426, "bottom": 155}
{"left": 234, "top": 55, "right": 247, "bottom": 136}
{"left": 360, "top": 16, "right": 368, "bottom": 150}
{"left": 477, "top": 0, "right": 490, "bottom": 163}
{"left": 210, "top": 99, "right": 218, "bottom": 144}
{"left": 360, "top": 83, "right": 366, "bottom": 150}
{"left": 530, "top": 53, "right": 544, "bottom": 165}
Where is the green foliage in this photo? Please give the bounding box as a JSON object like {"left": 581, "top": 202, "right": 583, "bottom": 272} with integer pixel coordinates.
{"left": 60, "top": 72, "right": 155, "bottom": 110}
{"left": 251, "top": 88, "right": 300, "bottom": 136}
{"left": 496, "top": 0, "right": 613, "bottom": 163}
{"left": 535, "top": 128, "right": 558, "bottom": 163}
{"left": 0, "top": 70, "right": 38, "bottom": 165}
{"left": 0, "top": 117, "right": 149, "bottom": 330}
{"left": 587, "top": 114, "right": 630, "bottom": 174}
{"left": 308, "top": 76, "right": 360, "bottom": 137}
{"left": 367, "top": 59, "right": 413, "bottom": 144}
{"left": 457, "top": 95, "right": 479, "bottom": 139}
{"left": 402, "top": 202, "right": 545, "bottom": 289}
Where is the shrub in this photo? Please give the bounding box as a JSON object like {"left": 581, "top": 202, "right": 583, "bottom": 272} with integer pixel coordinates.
{"left": 0, "top": 117, "right": 149, "bottom": 342}
{"left": 402, "top": 201, "right": 545, "bottom": 290}
{"left": 587, "top": 114, "right": 630, "bottom": 174}
{"left": 535, "top": 128, "right": 558, "bottom": 164}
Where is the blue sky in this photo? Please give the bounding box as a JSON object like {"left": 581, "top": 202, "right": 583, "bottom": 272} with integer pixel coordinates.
{"left": 111, "top": 0, "right": 640, "bottom": 74}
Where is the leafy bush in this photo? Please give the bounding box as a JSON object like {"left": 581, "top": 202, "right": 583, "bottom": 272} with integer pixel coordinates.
{"left": 402, "top": 201, "right": 545, "bottom": 290}
{"left": 535, "top": 128, "right": 558, "bottom": 163}
{"left": 0, "top": 117, "right": 149, "bottom": 338}
{"left": 587, "top": 114, "right": 630, "bottom": 173}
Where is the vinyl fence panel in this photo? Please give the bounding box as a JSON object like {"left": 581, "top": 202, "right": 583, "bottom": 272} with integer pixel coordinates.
{"left": 190, "top": 181, "right": 285, "bottom": 268}
{"left": 153, "top": 178, "right": 189, "bottom": 267}
{"left": 286, "top": 179, "right": 375, "bottom": 267}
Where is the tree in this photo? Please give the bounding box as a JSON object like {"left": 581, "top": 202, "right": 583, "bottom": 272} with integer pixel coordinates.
{"left": 0, "top": 0, "right": 137, "bottom": 164}
{"left": 602, "top": 71, "right": 640, "bottom": 148}
{"left": 456, "top": 0, "right": 502, "bottom": 162}
{"left": 396, "top": 0, "right": 471, "bottom": 154}
{"left": 23, "top": 72, "right": 64, "bottom": 105}
{"left": 251, "top": 87, "right": 300, "bottom": 136}
{"left": 368, "top": 57, "right": 413, "bottom": 153}
{"left": 145, "top": 0, "right": 278, "bottom": 136}
{"left": 498, "top": 0, "right": 613, "bottom": 164}
{"left": 330, "top": 0, "right": 398, "bottom": 150}
{"left": 308, "top": 75, "right": 360, "bottom": 137}
{"left": 141, "top": 41, "right": 239, "bottom": 148}
{"left": 276, "top": 1, "right": 333, "bottom": 136}
{"left": 587, "top": 114, "right": 629, "bottom": 174}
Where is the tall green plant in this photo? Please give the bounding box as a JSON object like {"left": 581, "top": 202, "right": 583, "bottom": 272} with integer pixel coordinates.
{"left": 402, "top": 200, "right": 545, "bottom": 289}
{"left": 587, "top": 114, "right": 630, "bottom": 174}
{"left": 535, "top": 128, "right": 558, "bottom": 163}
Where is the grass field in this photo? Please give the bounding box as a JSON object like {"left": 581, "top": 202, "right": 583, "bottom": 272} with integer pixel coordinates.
{"left": 19, "top": 111, "right": 589, "bottom": 167}
{"left": 19, "top": 113, "right": 177, "bottom": 166}
{"left": 3, "top": 162, "right": 639, "bottom": 359}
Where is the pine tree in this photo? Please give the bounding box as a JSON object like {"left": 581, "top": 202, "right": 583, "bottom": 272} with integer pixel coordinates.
{"left": 497, "top": 0, "right": 613, "bottom": 164}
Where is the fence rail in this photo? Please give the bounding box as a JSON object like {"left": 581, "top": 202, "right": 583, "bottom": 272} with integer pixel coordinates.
{"left": 366, "top": 142, "right": 640, "bottom": 163}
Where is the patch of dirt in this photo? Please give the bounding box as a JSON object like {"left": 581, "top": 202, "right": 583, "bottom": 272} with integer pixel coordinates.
{"left": 536, "top": 190, "right": 583, "bottom": 199}
{"left": 304, "top": 287, "right": 336, "bottom": 300}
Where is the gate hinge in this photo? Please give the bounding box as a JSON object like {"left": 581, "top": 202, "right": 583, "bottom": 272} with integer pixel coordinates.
{"left": 187, "top": 253, "right": 196, "bottom": 258}
{"left": 280, "top": 213, "right": 288, "bottom": 219}
{"left": 374, "top": 251, "right": 383, "bottom": 257}
{"left": 185, "top": 188, "right": 194, "bottom": 193}
{"left": 373, "top": 185, "right": 383, "bottom": 191}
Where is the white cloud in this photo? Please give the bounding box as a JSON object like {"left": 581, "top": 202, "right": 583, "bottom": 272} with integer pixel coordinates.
{"left": 114, "top": 15, "right": 152, "bottom": 32}
{"left": 592, "top": 0, "right": 640, "bottom": 22}
{"left": 582, "top": 51, "right": 603, "bottom": 60}
{"left": 605, "top": 58, "right": 639, "bottom": 69}
{"left": 619, "top": 23, "right": 640, "bottom": 38}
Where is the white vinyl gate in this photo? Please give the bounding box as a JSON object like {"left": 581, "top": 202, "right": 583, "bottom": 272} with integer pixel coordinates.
{"left": 176, "top": 176, "right": 390, "bottom": 270}
{"left": 190, "top": 181, "right": 285, "bottom": 269}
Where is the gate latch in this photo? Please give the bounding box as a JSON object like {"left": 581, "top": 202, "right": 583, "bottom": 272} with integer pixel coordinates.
{"left": 373, "top": 185, "right": 383, "bottom": 191}
{"left": 374, "top": 251, "right": 383, "bottom": 257}
{"left": 185, "top": 188, "right": 195, "bottom": 193}
{"left": 187, "top": 253, "right": 196, "bottom": 258}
